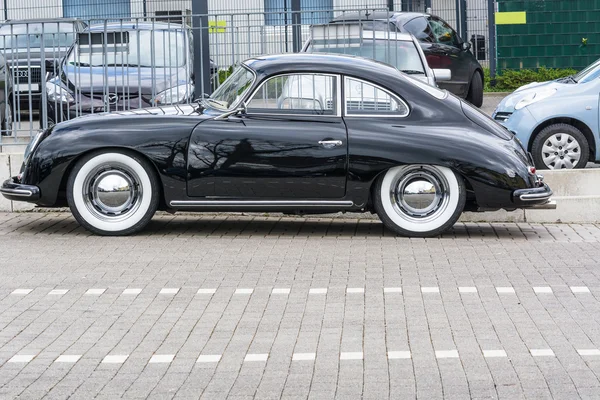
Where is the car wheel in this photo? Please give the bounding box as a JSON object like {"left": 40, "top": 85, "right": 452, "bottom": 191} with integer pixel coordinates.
{"left": 531, "top": 123, "right": 589, "bottom": 170}
{"left": 373, "top": 165, "right": 466, "bottom": 237}
{"left": 466, "top": 71, "right": 483, "bottom": 108}
{"left": 67, "top": 150, "right": 159, "bottom": 236}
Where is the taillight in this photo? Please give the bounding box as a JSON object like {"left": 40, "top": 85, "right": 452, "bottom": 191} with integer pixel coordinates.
{"left": 528, "top": 166, "right": 536, "bottom": 175}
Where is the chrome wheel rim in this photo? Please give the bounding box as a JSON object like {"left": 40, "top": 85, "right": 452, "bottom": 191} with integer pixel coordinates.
{"left": 389, "top": 166, "right": 450, "bottom": 222}
{"left": 541, "top": 133, "right": 581, "bottom": 169}
{"left": 83, "top": 164, "right": 142, "bottom": 222}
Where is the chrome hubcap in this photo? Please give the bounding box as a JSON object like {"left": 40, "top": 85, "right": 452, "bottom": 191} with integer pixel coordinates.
{"left": 541, "top": 133, "right": 581, "bottom": 169}
{"left": 390, "top": 167, "right": 449, "bottom": 221}
{"left": 83, "top": 165, "right": 142, "bottom": 221}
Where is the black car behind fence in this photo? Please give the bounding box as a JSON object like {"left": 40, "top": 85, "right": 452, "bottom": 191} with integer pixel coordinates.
{"left": 0, "top": 3, "right": 493, "bottom": 146}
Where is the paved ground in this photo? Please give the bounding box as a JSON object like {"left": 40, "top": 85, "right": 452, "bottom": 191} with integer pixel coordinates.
{"left": 2, "top": 213, "right": 600, "bottom": 399}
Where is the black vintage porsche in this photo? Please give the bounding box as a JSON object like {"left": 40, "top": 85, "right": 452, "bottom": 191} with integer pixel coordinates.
{"left": 1, "top": 54, "right": 554, "bottom": 237}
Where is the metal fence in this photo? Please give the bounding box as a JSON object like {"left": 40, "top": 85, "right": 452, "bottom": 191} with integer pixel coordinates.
{"left": 0, "top": 0, "right": 495, "bottom": 147}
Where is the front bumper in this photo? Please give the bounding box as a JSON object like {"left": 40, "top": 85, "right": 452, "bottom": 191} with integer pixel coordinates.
{"left": 0, "top": 177, "right": 40, "bottom": 202}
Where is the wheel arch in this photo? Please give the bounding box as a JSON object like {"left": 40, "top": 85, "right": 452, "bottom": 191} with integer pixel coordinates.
{"left": 57, "top": 146, "right": 166, "bottom": 210}
{"left": 528, "top": 117, "right": 596, "bottom": 160}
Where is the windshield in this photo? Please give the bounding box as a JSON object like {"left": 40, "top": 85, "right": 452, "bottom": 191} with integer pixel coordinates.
{"left": 308, "top": 39, "right": 425, "bottom": 75}
{"left": 0, "top": 22, "right": 76, "bottom": 49}
{"left": 574, "top": 58, "right": 600, "bottom": 84}
{"left": 67, "top": 29, "right": 187, "bottom": 68}
{"left": 208, "top": 64, "right": 255, "bottom": 110}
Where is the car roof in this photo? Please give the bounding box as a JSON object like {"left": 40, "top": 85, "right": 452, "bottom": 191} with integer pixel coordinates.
{"left": 309, "top": 23, "right": 414, "bottom": 41}
{"left": 86, "top": 21, "right": 186, "bottom": 32}
{"left": 244, "top": 53, "right": 404, "bottom": 80}
{"left": 0, "top": 18, "right": 82, "bottom": 25}
{"left": 331, "top": 11, "right": 427, "bottom": 23}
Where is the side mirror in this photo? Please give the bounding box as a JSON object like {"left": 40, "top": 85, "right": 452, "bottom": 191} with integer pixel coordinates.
{"left": 432, "top": 68, "right": 451, "bottom": 82}
{"left": 462, "top": 42, "right": 471, "bottom": 51}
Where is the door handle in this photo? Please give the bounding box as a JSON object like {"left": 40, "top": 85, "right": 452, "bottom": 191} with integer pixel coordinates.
{"left": 318, "top": 140, "right": 343, "bottom": 148}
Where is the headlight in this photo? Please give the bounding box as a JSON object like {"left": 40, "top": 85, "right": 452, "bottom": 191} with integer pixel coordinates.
{"left": 153, "top": 84, "right": 194, "bottom": 105}
{"left": 45, "top": 82, "right": 74, "bottom": 103}
{"left": 514, "top": 88, "right": 556, "bottom": 110}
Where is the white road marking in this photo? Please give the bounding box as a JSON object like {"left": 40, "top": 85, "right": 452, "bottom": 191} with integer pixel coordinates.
{"left": 578, "top": 349, "right": 600, "bottom": 356}
{"left": 496, "top": 287, "right": 515, "bottom": 294}
{"left": 48, "top": 289, "right": 68, "bottom": 295}
{"left": 197, "top": 288, "right": 217, "bottom": 294}
{"left": 309, "top": 288, "right": 327, "bottom": 294}
{"left": 533, "top": 287, "right": 553, "bottom": 293}
{"left": 459, "top": 287, "right": 478, "bottom": 293}
{"left": 346, "top": 288, "right": 364, "bottom": 293}
{"left": 197, "top": 354, "right": 221, "bottom": 363}
{"left": 235, "top": 289, "right": 254, "bottom": 294}
{"left": 436, "top": 350, "right": 459, "bottom": 359}
{"left": 159, "top": 288, "right": 179, "bottom": 295}
{"left": 483, "top": 350, "right": 507, "bottom": 358}
{"left": 244, "top": 353, "right": 268, "bottom": 362}
{"left": 86, "top": 289, "right": 106, "bottom": 295}
{"left": 388, "top": 351, "right": 411, "bottom": 359}
{"left": 571, "top": 286, "right": 590, "bottom": 293}
{"left": 292, "top": 353, "right": 316, "bottom": 361}
{"left": 11, "top": 289, "right": 32, "bottom": 295}
{"left": 8, "top": 354, "right": 35, "bottom": 363}
{"left": 149, "top": 354, "right": 174, "bottom": 363}
{"left": 530, "top": 349, "right": 555, "bottom": 357}
{"left": 421, "top": 287, "right": 440, "bottom": 293}
{"left": 122, "top": 289, "right": 142, "bottom": 295}
{"left": 272, "top": 288, "right": 291, "bottom": 294}
{"left": 102, "top": 355, "right": 129, "bottom": 364}
{"left": 55, "top": 355, "right": 81, "bottom": 363}
{"left": 384, "top": 287, "right": 402, "bottom": 293}
{"left": 340, "top": 352, "right": 363, "bottom": 360}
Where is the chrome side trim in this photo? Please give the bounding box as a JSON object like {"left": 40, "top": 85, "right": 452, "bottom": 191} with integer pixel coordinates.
{"left": 0, "top": 188, "right": 34, "bottom": 197}
{"left": 170, "top": 200, "right": 354, "bottom": 207}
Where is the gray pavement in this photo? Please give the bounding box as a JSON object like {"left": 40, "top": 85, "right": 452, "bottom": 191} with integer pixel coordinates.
{"left": 2, "top": 212, "right": 600, "bottom": 398}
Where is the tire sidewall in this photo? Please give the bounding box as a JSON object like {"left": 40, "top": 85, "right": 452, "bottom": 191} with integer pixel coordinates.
{"left": 375, "top": 165, "right": 466, "bottom": 236}
{"left": 467, "top": 71, "right": 483, "bottom": 108}
{"left": 532, "top": 124, "right": 589, "bottom": 170}
{"left": 67, "top": 151, "right": 157, "bottom": 235}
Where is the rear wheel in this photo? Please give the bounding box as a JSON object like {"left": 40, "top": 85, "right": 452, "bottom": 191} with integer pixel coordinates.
{"left": 67, "top": 151, "right": 159, "bottom": 236}
{"left": 373, "top": 165, "right": 466, "bottom": 237}
{"left": 466, "top": 71, "right": 483, "bottom": 108}
{"left": 531, "top": 123, "right": 589, "bottom": 169}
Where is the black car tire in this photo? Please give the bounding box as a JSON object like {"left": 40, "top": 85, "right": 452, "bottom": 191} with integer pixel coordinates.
{"left": 532, "top": 123, "right": 589, "bottom": 170}
{"left": 67, "top": 150, "right": 160, "bottom": 236}
{"left": 373, "top": 165, "right": 466, "bottom": 237}
{"left": 466, "top": 71, "right": 483, "bottom": 108}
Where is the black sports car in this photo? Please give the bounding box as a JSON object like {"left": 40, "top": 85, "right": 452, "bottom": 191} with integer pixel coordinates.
{"left": 1, "top": 54, "right": 553, "bottom": 237}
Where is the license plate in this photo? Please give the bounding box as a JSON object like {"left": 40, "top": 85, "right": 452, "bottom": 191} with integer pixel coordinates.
{"left": 15, "top": 83, "right": 39, "bottom": 92}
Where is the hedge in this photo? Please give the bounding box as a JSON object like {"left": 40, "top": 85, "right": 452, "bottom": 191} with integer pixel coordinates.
{"left": 484, "top": 67, "right": 578, "bottom": 92}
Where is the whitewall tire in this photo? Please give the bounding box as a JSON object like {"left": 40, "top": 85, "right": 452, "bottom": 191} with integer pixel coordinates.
{"left": 67, "top": 151, "right": 159, "bottom": 236}
{"left": 373, "top": 165, "right": 466, "bottom": 237}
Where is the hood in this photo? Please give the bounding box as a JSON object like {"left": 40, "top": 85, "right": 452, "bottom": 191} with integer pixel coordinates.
{"left": 62, "top": 64, "right": 189, "bottom": 95}
{"left": 495, "top": 79, "right": 566, "bottom": 114}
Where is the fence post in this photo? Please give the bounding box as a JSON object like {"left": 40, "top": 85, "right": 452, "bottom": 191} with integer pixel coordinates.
{"left": 192, "top": 0, "right": 212, "bottom": 95}
{"left": 455, "top": 0, "right": 467, "bottom": 42}
{"left": 424, "top": 0, "right": 432, "bottom": 12}
{"left": 291, "top": 0, "right": 301, "bottom": 52}
{"left": 488, "top": 0, "right": 497, "bottom": 84}
{"left": 3, "top": 0, "right": 7, "bottom": 20}
{"left": 387, "top": 0, "right": 394, "bottom": 12}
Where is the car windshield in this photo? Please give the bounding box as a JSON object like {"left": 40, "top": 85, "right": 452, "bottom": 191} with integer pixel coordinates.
{"left": 308, "top": 39, "right": 425, "bottom": 75}
{"left": 574, "top": 59, "right": 600, "bottom": 84}
{"left": 67, "top": 29, "right": 187, "bottom": 68}
{"left": 207, "top": 64, "right": 255, "bottom": 110}
{"left": 0, "top": 22, "right": 76, "bottom": 49}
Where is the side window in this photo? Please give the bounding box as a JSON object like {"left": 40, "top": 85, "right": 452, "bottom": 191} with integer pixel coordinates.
{"left": 403, "top": 17, "right": 435, "bottom": 43}
{"left": 344, "top": 77, "right": 408, "bottom": 116}
{"left": 247, "top": 73, "right": 337, "bottom": 115}
{"left": 429, "top": 18, "right": 460, "bottom": 47}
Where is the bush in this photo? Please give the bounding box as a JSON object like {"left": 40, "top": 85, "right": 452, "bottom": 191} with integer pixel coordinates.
{"left": 483, "top": 66, "right": 578, "bottom": 92}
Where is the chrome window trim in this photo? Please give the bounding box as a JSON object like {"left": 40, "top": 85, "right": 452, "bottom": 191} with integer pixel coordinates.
{"left": 343, "top": 76, "right": 410, "bottom": 118}
{"left": 211, "top": 63, "right": 257, "bottom": 112}
{"left": 244, "top": 73, "right": 342, "bottom": 118}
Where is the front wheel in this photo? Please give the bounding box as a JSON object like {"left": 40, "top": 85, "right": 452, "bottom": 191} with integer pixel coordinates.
{"left": 373, "top": 165, "right": 466, "bottom": 237}
{"left": 531, "top": 123, "right": 589, "bottom": 169}
{"left": 67, "top": 151, "right": 160, "bottom": 236}
{"left": 466, "top": 71, "right": 483, "bottom": 108}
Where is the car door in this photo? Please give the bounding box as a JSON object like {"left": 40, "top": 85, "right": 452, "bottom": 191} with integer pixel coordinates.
{"left": 186, "top": 73, "right": 348, "bottom": 198}
{"left": 427, "top": 17, "right": 470, "bottom": 97}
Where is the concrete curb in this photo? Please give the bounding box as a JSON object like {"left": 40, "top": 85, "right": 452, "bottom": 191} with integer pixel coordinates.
{"left": 1, "top": 152, "right": 598, "bottom": 223}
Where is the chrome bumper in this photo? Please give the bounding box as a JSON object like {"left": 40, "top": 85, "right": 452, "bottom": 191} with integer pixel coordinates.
{"left": 0, "top": 177, "right": 40, "bottom": 202}
{"left": 512, "top": 182, "right": 554, "bottom": 209}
